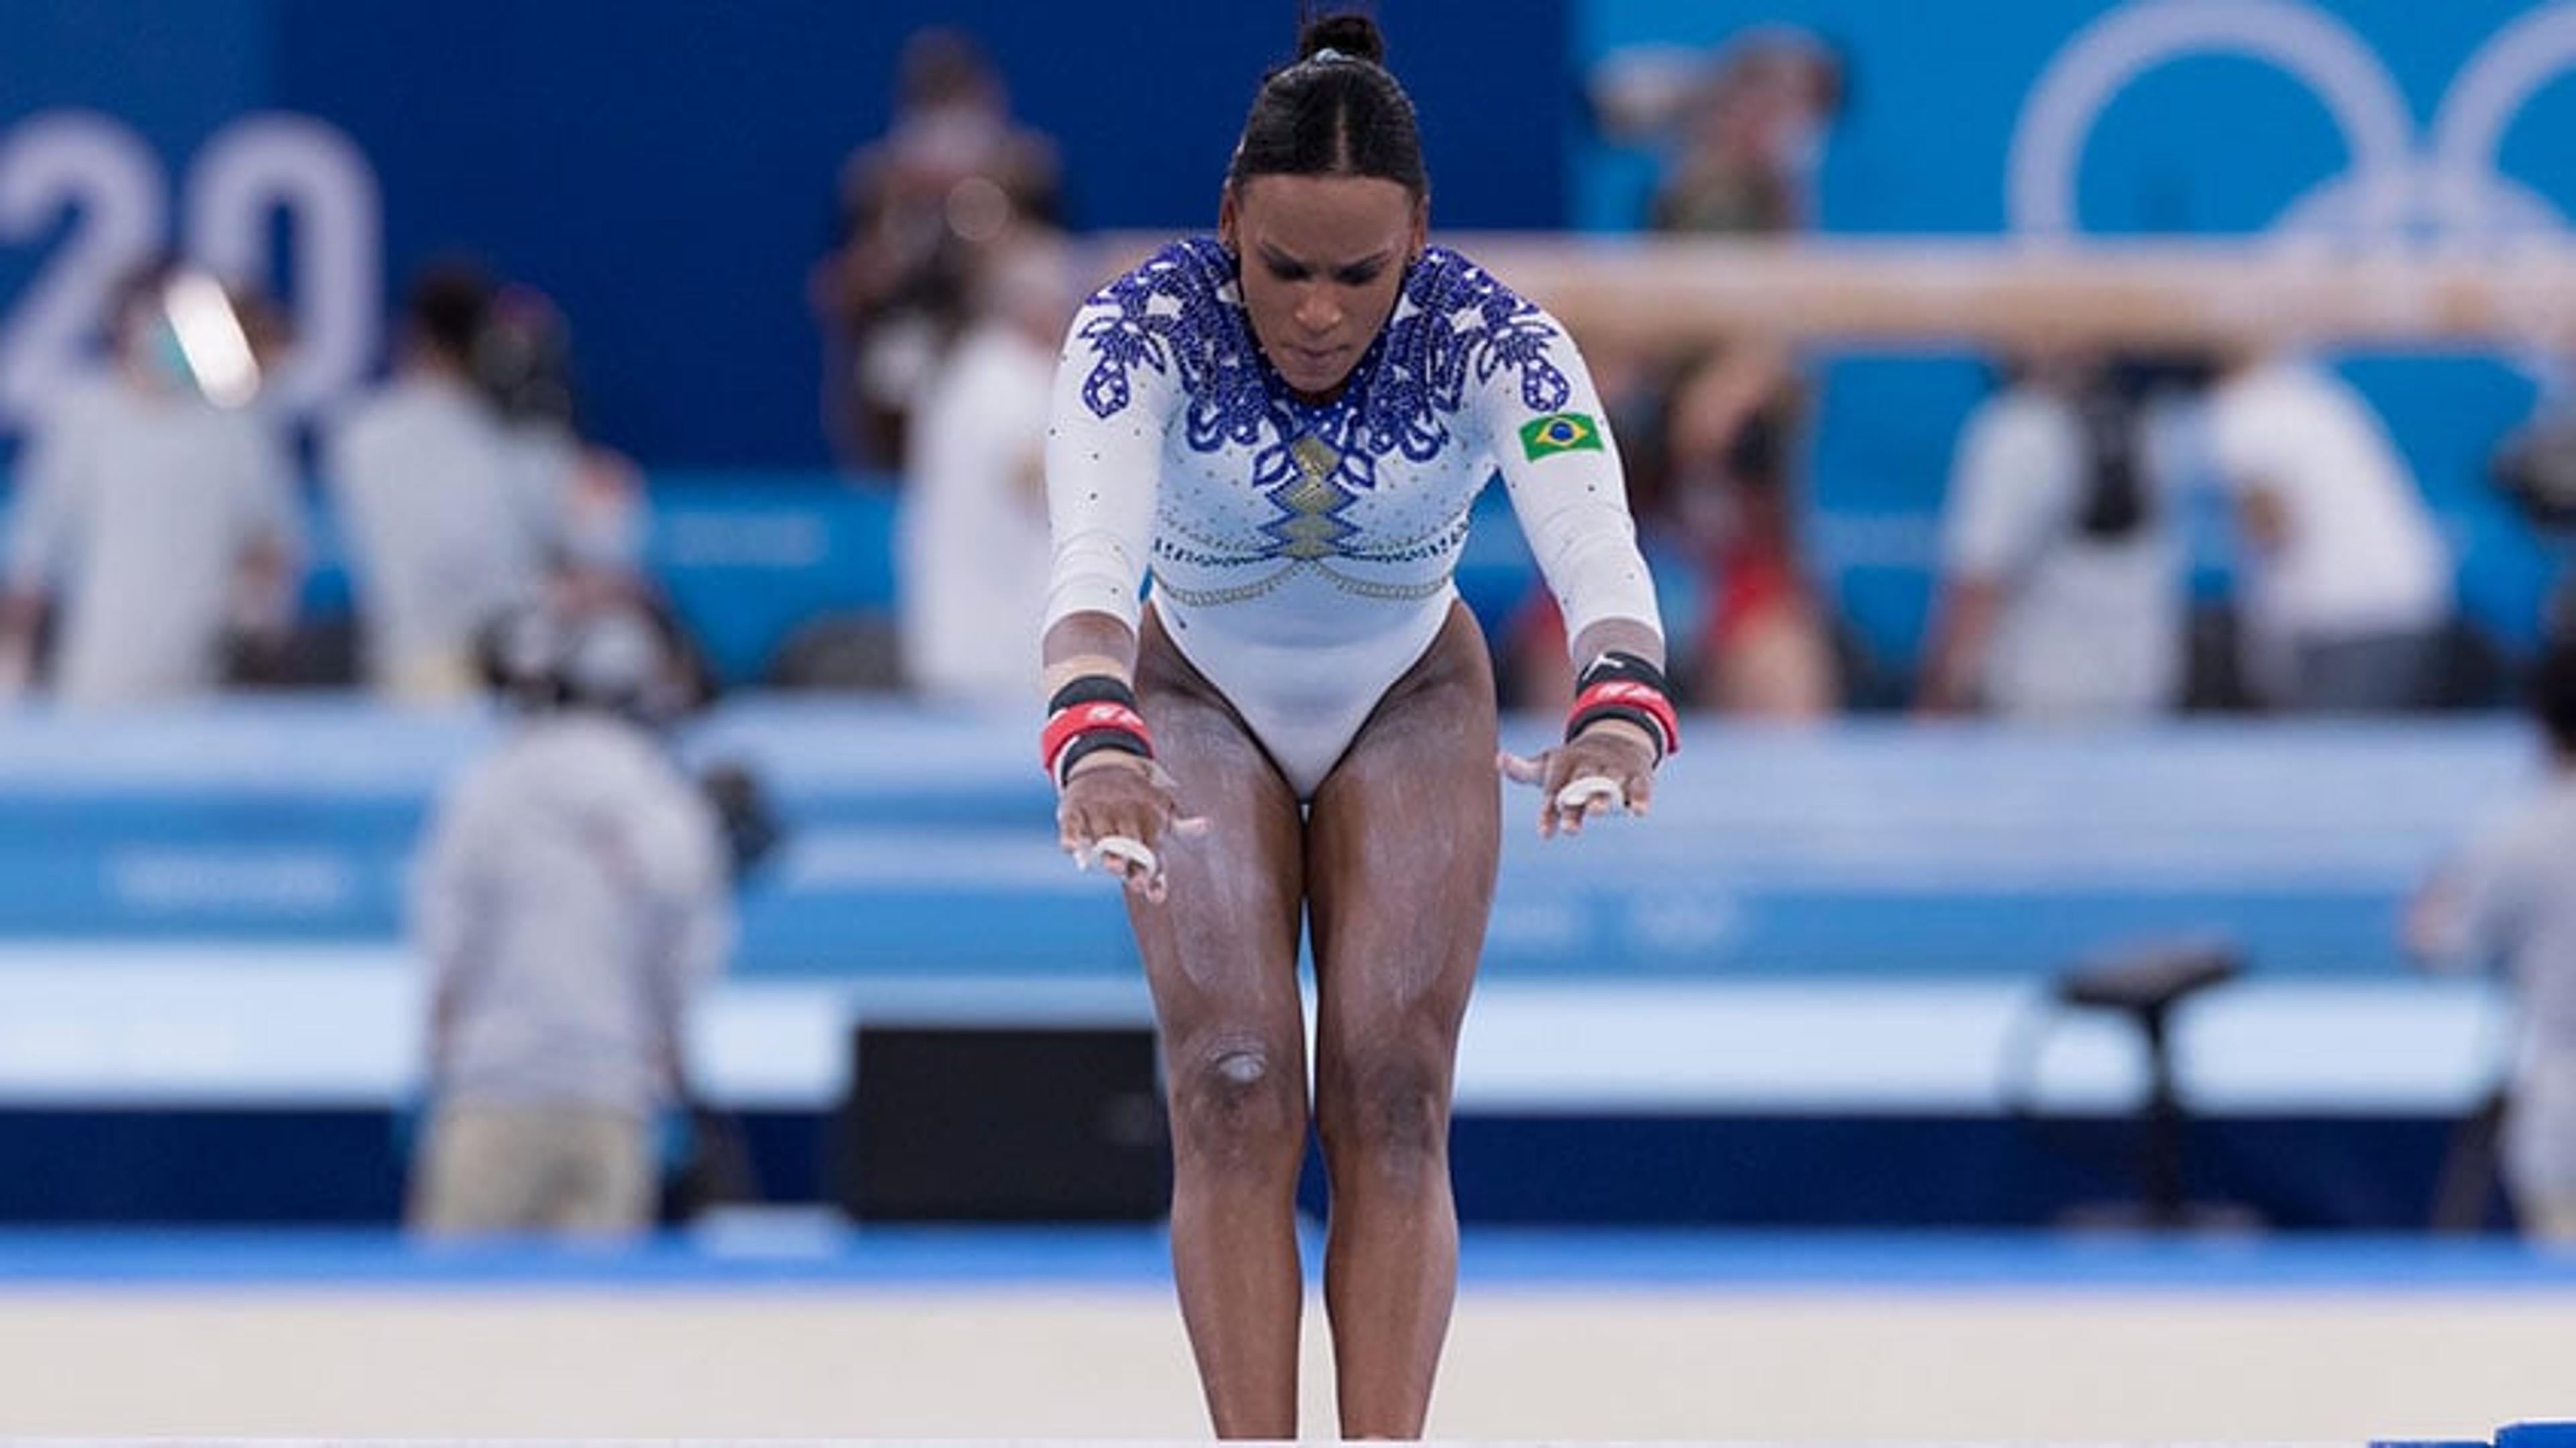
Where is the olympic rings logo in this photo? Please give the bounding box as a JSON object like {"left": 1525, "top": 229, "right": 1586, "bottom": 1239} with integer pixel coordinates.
{"left": 2010, "top": 0, "right": 2576, "bottom": 245}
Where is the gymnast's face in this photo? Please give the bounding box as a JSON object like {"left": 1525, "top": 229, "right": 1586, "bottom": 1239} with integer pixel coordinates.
{"left": 1221, "top": 172, "right": 1426, "bottom": 403}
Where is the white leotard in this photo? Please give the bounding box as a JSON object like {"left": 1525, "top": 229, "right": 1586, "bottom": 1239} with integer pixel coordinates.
{"left": 1044, "top": 238, "right": 1660, "bottom": 797}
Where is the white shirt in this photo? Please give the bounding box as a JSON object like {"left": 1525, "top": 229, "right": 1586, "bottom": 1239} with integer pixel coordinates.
{"left": 325, "top": 373, "right": 549, "bottom": 698}
{"left": 900, "top": 323, "right": 1055, "bottom": 705}
{"left": 2418, "top": 772, "right": 2576, "bottom": 1202}
{"left": 2204, "top": 359, "right": 2451, "bottom": 651}
{"left": 5, "top": 374, "right": 299, "bottom": 705}
{"left": 411, "top": 711, "right": 733, "bottom": 1117}
{"left": 1939, "top": 386, "right": 2182, "bottom": 719}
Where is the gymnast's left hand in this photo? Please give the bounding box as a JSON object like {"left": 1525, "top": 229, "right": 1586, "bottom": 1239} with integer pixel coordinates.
{"left": 1056, "top": 752, "right": 1207, "bottom": 902}
{"left": 1498, "top": 717, "right": 1659, "bottom": 839}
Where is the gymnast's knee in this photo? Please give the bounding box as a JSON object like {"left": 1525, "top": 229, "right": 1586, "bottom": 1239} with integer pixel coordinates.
{"left": 1167, "top": 1039, "right": 1305, "bottom": 1169}
{"left": 1319, "top": 1051, "right": 1450, "bottom": 1184}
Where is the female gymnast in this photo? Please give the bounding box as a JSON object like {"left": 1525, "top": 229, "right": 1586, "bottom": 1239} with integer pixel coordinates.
{"left": 1038, "top": 11, "right": 1676, "bottom": 1436}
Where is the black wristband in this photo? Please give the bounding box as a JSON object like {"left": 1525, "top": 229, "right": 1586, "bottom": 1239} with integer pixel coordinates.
{"left": 1565, "top": 649, "right": 1678, "bottom": 762}
{"left": 1565, "top": 703, "right": 1668, "bottom": 761}
{"left": 1575, "top": 650, "right": 1670, "bottom": 696}
{"left": 1049, "top": 674, "right": 1138, "bottom": 713}
{"left": 1057, "top": 729, "right": 1153, "bottom": 780}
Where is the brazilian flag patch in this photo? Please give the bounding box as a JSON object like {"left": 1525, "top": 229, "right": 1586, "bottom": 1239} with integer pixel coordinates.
{"left": 1519, "top": 411, "right": 1604, "bottom": 461}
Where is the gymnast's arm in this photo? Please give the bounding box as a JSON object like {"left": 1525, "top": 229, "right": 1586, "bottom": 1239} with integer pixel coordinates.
{"left": 1039, "top": 301, "right": 1187, "bottom": 889}
{"left": 1486, "top": 311, "right": 1672, "bottom": 834}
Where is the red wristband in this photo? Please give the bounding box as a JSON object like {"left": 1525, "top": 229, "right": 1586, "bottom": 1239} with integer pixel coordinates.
{"left": 1566, "top": 678, "right": 1679, "bottom": 760}
{"left": 1040, "top": 701, "right": 1155, "bottom": 784}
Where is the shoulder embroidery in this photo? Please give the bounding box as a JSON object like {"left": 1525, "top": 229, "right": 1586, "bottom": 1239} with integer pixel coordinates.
{"left": 1074, "top": 239, "right": 1269, "bottom": 457}
{"left": 1360, "top": 251, "right": 1572, "bottom": 466}
{"left": 1074, "top": 243, "right": 1577, "bottom": 587}
{"left": 1075, "top": 244, "right": 1570, "bottom": 462}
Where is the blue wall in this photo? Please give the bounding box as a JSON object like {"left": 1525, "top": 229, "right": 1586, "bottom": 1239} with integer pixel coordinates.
{"left": 0, "top": 0, "right": 1567, "bottom": 468}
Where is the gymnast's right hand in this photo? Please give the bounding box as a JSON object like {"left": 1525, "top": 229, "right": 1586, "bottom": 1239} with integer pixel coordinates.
{"left": 1056, "top": 753, "right": 1203, "bottom": 904}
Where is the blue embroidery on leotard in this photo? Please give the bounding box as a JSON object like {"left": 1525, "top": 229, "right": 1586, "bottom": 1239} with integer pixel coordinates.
{"left": 1075, "top": 237, "right": 1570, "bottom": 566}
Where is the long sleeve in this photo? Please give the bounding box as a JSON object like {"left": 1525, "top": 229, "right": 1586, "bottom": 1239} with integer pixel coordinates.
{"left": 1040, "top": 291, "right": 1177, "bottom": 633}
{"left": 1480, "top": 308, "right": 1662, "bottom": 648}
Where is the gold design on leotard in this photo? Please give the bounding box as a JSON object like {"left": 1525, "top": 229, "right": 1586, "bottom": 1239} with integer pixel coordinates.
{"left": 1289, "top": 432, "right": 1340, "bottom": 480}
{"left": 1280, "top": 474, "right": 1339, "bottom": 517}
{"left": 1280, "top": 515, "right": 1340, "bottom": 560}
{"left": 1277, "top": 433, "right": 1350, "bottom": 561}
{"left": 1157, "top": 496, "right": 1470, "bottom": 604}
{"left": 1159, "top": 432, "right": 1465, "bottom": 603}
{"left": 1157, "top": 564, "right": 1298, "bottom": 607}
{"left": 1160, "top": 558, "right": 1451, "bottom": 607}
{"left": 1309, "top": 562, "right": 1451, "bottom": 601}
{"left": 1165, "top": 507, "right": 1461, "bottom": 570}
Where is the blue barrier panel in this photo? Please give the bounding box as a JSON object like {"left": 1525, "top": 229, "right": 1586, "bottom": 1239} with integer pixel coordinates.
{"left": 0, "top": 701, "right": 2536, "bottom": 985}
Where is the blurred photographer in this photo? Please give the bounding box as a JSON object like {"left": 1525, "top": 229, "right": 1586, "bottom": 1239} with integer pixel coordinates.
{"left": 813, "top": 27, "right": 1062, "bottom": 474}
{"left": 2406, "top": 641, "right": 2576, "bottom": 1241}
{"left": 406, "top": 601, "right": 732, "bottom": 1239}
{"left": 0, "top": 262, "right": 300, "bottom": 705}
{"left": 327, "top": 264, "right": 551, "bottom": 704}
{"left": 1920, "top": 350, "right": 2190, "bottom": 720}
{"left": 2204, "top": 351, "right": 2453, "bottom": 712}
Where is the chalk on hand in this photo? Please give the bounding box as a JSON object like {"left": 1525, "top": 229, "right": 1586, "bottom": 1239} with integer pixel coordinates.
{"left": 1078, "top": 833, "right": 1160, "bottom": 878}
{"left": 1554, "top": 776, "right": 1626, "bottom": 813}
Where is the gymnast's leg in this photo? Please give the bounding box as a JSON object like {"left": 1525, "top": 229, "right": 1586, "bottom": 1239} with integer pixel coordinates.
{"left": 1128, "top": 608, "right": 1315, "bottom": 1439}
{"left": 1303, "top": 602, "right": 1501, "bottom": 1437}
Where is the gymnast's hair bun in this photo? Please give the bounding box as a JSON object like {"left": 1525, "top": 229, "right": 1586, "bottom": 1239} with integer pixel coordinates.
{"left": 1299, "top": 11, "right": 1386, "bottom": 66}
